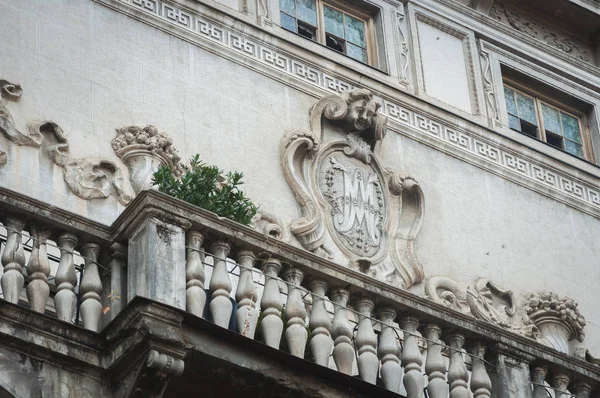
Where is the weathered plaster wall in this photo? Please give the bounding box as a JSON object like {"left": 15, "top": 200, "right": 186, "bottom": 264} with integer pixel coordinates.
{"left": 1, "top": 0, "right": 599, "bottom": 356}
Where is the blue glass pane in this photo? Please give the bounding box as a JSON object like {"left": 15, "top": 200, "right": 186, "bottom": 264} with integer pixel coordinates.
{"left": 516, "top": 92, "right": 537, "bottom": 125}
{"left": 508, "top": 115, "right": 520, "bottom": 131}
{"left": 280, "top": 0, "right": 295, "bottom": 16}
{"left": 324, "top": 5, "right": 344, "bottom": 38}
{"left": 344, "top": 14, "right": 365, "bottom": 47}
{"left": 561, "top": 113, "right": 582, "bottom": 144}
{"left": 280, "top": 12, "right": 296, "bottom": 31}
{"left": 347, "top": 42, "right": 367, "bottom": 63}
{"left": 504, "top": 86, "right": 517, "bottom": 116}
{"left": 296, "top": 0, "right": 316, "bottom": 26}
{"left": 565, "top": 140, "right": 584, "bottom": 158}
{"left": 541, "top": 103, "right": 561, "bottom": 135}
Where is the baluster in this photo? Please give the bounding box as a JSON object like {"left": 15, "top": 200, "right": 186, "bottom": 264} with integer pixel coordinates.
{"left": 551, "top": 373, "right": 570, "bottom": 398}
{"left": 531, "top": 365, "right": 548, "bottom": 398}
{"left": 401, "top": 316, "right": 424, "bottom": 398}
{"left": 283, "top": 267, "right": 307, "bottom": 358}
{"left": 80, "top": 243, "right": 103, "bottom": 332}
{"left": 1, "top": 215, "right": 26, "bottom": 304}
{"left": 424, "top": 325, "right": 448, "bottom": 398}
{"left": 208, "top": 241, "right": 232, "bottom": 328}
{"left": 106, "top": 242, "right": 127, "bottom": 322}
{"left": 186, "top": 231, "right": 206, "bottom": 318}
{"left": 260, "top": 258, "right": 283, "bottom": 349}
{"left": 356, "top": 297, "right": 378, "bottom": 384}
{"left": 330, "top": 288, "right": 354, "bottom": 375}
{"left": 447, "top": 333, "right": 470, "bottom": 398}
{"left": 235, "top": 250, "right": 258, "bottom": 339}
{"left": 55, "top": 233, "right": 79, "bottom": 321}
{"left": 309, "top": 279, "right": 332, "bottom": 367}
{"left": 573, "top": 381, "right": 592, "bottom": 398}
{"left": 25, "top": 227, "right": 52, "bottom": 313}
{"left": 378, "top": 308, "right": 401, "bottom": 392}
{"left": 469, "top": 342, "right": 492, "bottom": 398}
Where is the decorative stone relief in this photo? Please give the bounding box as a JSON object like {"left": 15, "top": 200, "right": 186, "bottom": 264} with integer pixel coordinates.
{"left": 521, "top": 292, "right": 586, "bottom": 354}
{"left": 425, "top": 276, "right": 590, "bottom": 357}
{"left": 0, "top": 80, "right": 42, "bottom": 148}
{"left": 37, "top": 122, "right": 131, "bottom": 205}
{"left": 281, "top": 88, "right": 425, "bottom": 289}
{"left": 396, "top": 5, "right": 410, "bottom": 86}
{"left": 112, "top": 125, "right": 182, "bottom": 194}
{"left": 489, "top": 3, "right": 592, "bottom": 63}
{"left": 479, "top": 50, "right": 501, "bottom": 127}
{"left": 251, "top": 210, "right": 289, "bottom": 242}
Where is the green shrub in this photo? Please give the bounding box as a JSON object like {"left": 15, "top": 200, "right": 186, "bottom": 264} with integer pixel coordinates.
{"left": 152, "top": 154, "right": 258, "bottom": 225}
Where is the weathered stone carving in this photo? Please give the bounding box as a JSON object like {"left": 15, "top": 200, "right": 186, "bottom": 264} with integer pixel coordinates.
{"left": 489, "top": 3, "right": 591, "bottom": 63}
{"left": 396, "top": 6, "right": 410, "bottom": 86}
{"left": 521, "top": 292, "right": 586, "bottom": 354}
{"left": 480, "top": 50, "right": 501, "bottom": 127}
{"left": 37, "top": 122, "right": 131, "bottom": 205}
{"left": 0, "top": 80, "right": 42, "bottom": 147}
{"left": 251, "top": 210, "right": 289, "bottom": 241}
{"left": 281, "top": 88, "right": 425, "bottom": 288}
{"left": 426, "top": 277, "right": 590, "bottom": 357}
{"left": 112, "top": 125, "right": 182, "bottom": 194}
{"left": 426, "top": 276, "right": 520, "bottom": 329}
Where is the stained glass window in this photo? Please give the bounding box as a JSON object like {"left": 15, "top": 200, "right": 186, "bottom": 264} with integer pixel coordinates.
{"left": 279, "top": 0, "right": 370, "bottom": 64}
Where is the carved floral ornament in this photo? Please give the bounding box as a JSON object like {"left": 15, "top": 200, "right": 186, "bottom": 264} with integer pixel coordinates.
{"left": 281, "top": 88, "right": 425, "bottom": 289}
{"left": 425, "top": 276, "right": 591, "bottom": 358}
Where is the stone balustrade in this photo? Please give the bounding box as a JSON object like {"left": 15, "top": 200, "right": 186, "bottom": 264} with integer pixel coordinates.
{"left": 0, "top": 188, "right": 598, "bottom": 397}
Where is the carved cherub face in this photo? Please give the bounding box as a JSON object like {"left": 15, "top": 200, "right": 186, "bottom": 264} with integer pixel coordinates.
{"left": 344, "top": 90, "right": 379, "bottom": 132}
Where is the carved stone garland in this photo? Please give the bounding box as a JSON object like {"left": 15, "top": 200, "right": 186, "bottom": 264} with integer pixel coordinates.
{"left": 112, "top": 125, "right": 183, "bottom": 194}
{"left": 281, "top": 88, "right": 425, "bottom": 289}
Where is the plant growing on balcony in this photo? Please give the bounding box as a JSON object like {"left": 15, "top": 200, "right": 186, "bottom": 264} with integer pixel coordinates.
{"left": 152, "top": 154, "right": 258, "bottom": 225}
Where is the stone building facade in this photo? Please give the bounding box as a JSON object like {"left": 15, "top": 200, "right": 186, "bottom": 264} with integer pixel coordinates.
{"left": 0, "top": 0, "right": 599, "bottom": 397}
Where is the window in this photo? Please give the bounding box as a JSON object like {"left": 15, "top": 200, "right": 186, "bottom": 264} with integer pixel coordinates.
{"left": 503, "top": 83, "right": 591, "bottom": 160}
{"left": 279, "top": 0, "right": 374, "bottom": 64}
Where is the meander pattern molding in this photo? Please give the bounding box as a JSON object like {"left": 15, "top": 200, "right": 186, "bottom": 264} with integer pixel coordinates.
{"left": 109, "top": 0, "right": 600, "bottom": 217}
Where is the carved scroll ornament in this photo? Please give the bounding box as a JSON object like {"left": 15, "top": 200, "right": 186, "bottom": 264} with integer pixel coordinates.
{"left": 112, "top": 125, "right": 182, "bottom": 194}
{"left": 281, "top": 88, "right": 425, "bottom": 289}
{"left": 425, "top": 276, "right": 590, "bottom": 358}
{"left": 0, "top": 80, "right": 42, "bottom": 148}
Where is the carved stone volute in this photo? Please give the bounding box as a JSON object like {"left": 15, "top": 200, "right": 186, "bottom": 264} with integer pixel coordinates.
{"left": 281, "top": 88, "right": 424, "bottom": 289}
{"left": 112, "top": 125, "right": 182, "bottom": 194}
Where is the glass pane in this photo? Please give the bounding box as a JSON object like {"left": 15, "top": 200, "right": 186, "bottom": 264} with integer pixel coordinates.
{"left": 561, "top": 112, "right": 582, "bottom": 144}
{"left": 344, "top": 14, "right": 365, "bottom": 47}
{"left": 324, "top": 5, "right": 344, "bottom": 38}
{"left": 508, "top": 115, "right": 520, "bottom": 131}
{"left": 296, "top": 0, "right": 316, "bottom": 25}
{"left": 541, "top": 103, "right": 561, "bottom": 135}
{"left": 516, "top": 92, "right": 537, "bottom": 125}
{"left": 280, "top": 12, "right": 296, "bottom": 31}
{"left": 565, "top": 140, "right": 584, "bottom": 158}
{"left": 280, "top": 0, "right": 295, "bottom": 17}
{"left": 347, "top": 42, "right": 367, "bottom": 63}
{"left": 504, "top": 86, "right": 517, "bottom": 116}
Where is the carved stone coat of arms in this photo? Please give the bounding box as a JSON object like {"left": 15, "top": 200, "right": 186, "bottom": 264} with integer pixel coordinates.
{"left": 281, "top": 89, "right": 425, "bottom": 289}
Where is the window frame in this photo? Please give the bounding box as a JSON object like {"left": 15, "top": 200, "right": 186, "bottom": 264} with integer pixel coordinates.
{"left": 279, "top": 0, "right": 377, "bottom": 66}
{"left": 503, "top": 78, "right": 595, "bottom": 162}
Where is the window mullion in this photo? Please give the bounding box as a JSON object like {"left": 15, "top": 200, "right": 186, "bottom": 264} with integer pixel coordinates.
{"left": 535, "top": 98, "right": 546, "bottom": 142}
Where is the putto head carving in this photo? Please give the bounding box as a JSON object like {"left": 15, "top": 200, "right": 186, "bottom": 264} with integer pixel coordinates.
{"left": 342, "top": 89, "right": 381, "bottom": 132}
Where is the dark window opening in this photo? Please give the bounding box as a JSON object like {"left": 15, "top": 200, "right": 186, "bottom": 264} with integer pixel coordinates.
{"left": 545, "top": 131, "right": 564, "bottom": 149}
{"left": 519, "top": 120, "right": 538, "bottom": 138}
{"left": 297, "top": 22, "right": 317, "bottom": 40}
{"left": 326, "top": 34, "right": 345, "bottom": 53}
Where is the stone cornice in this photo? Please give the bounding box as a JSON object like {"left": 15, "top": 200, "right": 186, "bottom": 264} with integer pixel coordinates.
{"left": 92, "top": 0, "right": 600, "bottom": 220}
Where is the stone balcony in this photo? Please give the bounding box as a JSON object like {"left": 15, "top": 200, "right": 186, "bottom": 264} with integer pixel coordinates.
{"left": 0, "top": 187, "right": 597, "bottom": 398}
